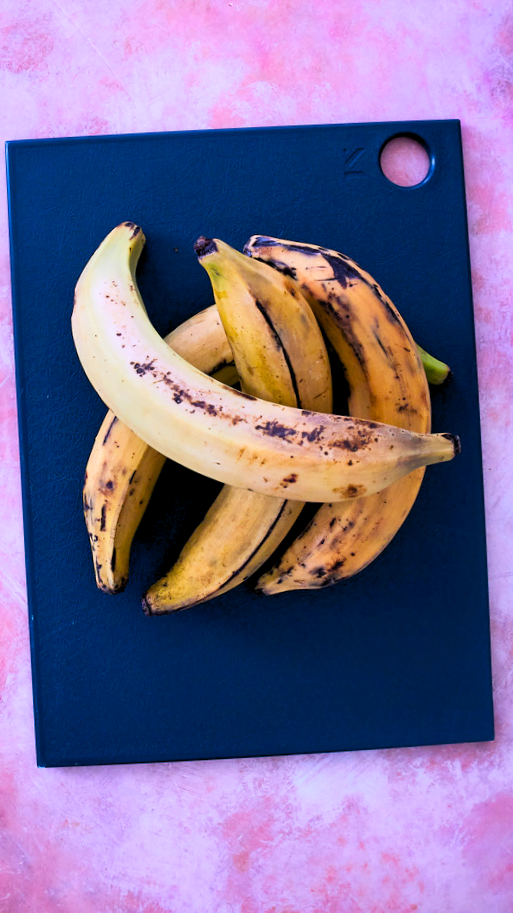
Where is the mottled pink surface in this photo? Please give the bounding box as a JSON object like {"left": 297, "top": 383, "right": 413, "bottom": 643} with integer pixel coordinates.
{"left": 1, "top": 1, "right": 512, "bottom": 910}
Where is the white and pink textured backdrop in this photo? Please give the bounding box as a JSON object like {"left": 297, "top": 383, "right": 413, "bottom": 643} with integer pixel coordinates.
{"left": 1, "top": 1, "right": 512, "bottom": 910}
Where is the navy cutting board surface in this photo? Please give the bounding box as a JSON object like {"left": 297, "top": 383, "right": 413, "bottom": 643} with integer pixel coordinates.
{"left": 6, "top": 120, "right": 494, "bottom": 767}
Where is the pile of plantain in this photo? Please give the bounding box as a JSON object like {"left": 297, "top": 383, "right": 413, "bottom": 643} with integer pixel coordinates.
{"left": 73, "top": 223, "right": 459, "bottom": 614}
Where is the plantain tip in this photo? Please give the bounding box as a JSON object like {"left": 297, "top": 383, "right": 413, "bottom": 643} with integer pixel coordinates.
{"left": 194, "top": 236, "right": 218, "bottom": 258}
{"left": 123, "top": 221, "right": 143, "bottom": 241}
{"left": 442, "top": 433, "right": 461, "bottom": 455}
{"left": 142, "top": 596, "right": 153, "bottom": 616}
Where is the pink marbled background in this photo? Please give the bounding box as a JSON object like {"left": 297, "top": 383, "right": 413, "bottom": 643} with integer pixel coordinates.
{"left": 1, "top": 1, "right": 512, "bottom": 910}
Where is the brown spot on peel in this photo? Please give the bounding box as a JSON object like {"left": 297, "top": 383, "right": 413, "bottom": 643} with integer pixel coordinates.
{"left": 255, "top": 421, "right": 298, "bottom": 440}
{"left": 336, "top": 484, "right": 366, "bottom": 499}
{"left": 131, "top": 359, "right": 157, "bottom": 377}
{"left": 301, "top": 425, "right": 325, "bottom": 443}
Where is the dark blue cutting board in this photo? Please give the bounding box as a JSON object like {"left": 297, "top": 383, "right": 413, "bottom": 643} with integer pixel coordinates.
{"left": 6, "top": 120, "right": 494, "bottom": 767}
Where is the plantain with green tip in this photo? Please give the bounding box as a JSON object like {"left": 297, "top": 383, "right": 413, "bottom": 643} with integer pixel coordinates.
{"left": 243, "top": 234, "right": 456, "bottom": 594}
{"left": 72, "top": 223, "right": 460, "bottom": 514}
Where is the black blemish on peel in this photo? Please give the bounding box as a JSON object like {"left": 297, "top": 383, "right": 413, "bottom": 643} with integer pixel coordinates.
{"left": 131, "top": 359, "right": 157, "bottom": 377}
{"left": 134, "top": 363, "right": 252, "bottom": 421}
{"left": 190, "top": 400, "right": 218, "bottom": 416}
{"left": 378, "top": 294, "right": 405, "bottom": 327}
{"left": 254, "top": 421, "right": 298, "bottom": 440}
{"left": 254, "top": 300, "right": 302, "bottom": 406}
{"left": 102, "top": 415, "right": 118, "bottom": 445}
{"left": 100, "top": 505, "right": 107, "bottom": 531}
{"left": 230, "top": 388, "right": 257, "bottom": 401}
{"left": 301, "top": 425, "right": 325, "bottom": 443}
{"left": 249, "top": 237, "right": 321, "bottom": 258}
{"left": 332, "top": 440, "right": 359, "bottom": 451}
{"left": 246, "top": 252, "right": 297, "bottom": 280}
{"left": 320, "top": 298, "right": 370, "bottom": 381}
{"left": 373, "top": 330, "right": 390, "bottom": 357}
{"left": 244, "top": 236, "right": 280, "bottom": 250}
{"left": 209, "top": 357, "right": 234, "bottom": 376}
{"left": 248, "top": 239, "right": 407, "bottom": 340}
{"left": 321, "top": 251, "right": 363, "bottom": 288}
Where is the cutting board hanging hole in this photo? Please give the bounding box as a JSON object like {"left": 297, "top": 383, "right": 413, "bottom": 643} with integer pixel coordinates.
{"left": 380, "top": 134, "right": 432, "bottom": 187}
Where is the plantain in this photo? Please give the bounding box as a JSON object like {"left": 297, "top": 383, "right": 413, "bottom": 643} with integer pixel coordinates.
{"left": 83, "top": 305, "right": 238, "bottom": 593}
{"left": 243, "top": 235, "right": 451, "bottom": 593}
{"left": 72, "top": 223, "right": 459, "bottom": 512}
{"left": 143, "top": 238, "right": 333, "bottom": 614}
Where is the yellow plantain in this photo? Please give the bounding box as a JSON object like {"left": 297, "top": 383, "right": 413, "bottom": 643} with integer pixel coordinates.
{"left": 83, "top": 305, "right": 238, "bottom": 593}
{"left": 143, "top": 239, "right": 333, "bottom": 614}
{"left": 243, "top": 235, "right": 447, "bottom": 593}
{"left": 71, "top": 223, "right": 459, "bottom": 508}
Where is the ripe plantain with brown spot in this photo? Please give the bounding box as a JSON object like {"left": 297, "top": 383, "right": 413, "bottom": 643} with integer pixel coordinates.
{"left": 72, "top": 225, "right": 459, "bottom": 517}
{"left": 83, "top": 305, "right": 238, "bottom": 594}
{"left": 243, "top": 235, "right": 453, "bottom": 593}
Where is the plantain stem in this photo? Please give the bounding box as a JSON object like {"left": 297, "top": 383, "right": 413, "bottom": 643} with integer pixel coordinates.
{"left": 417, "top": 345, "right": 452, "bottom": 386}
